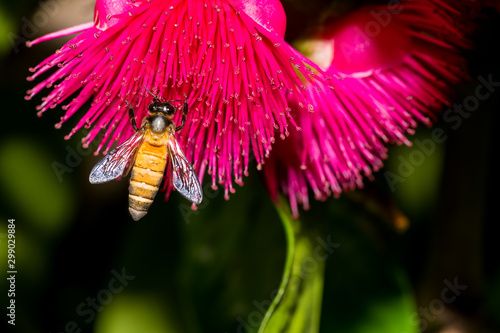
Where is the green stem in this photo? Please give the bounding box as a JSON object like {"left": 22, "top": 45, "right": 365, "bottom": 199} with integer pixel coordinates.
{"left": 258, "top": 195, "right": 325, "bottom": 333}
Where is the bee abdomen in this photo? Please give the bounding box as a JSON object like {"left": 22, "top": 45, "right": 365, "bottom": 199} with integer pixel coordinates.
{"left": 134, "top": 152, "right": 165, "bottom": 172}
{"left": 128, "top": 166, "right": 164, "bottom": 221}
{"left": 127, "top": 142, "right": 168, "bottom": 221}
{"left": 129, "top": 180, "right": 159, "bottom": 200}
{"left": 129, "top": 195, "right": 154, "bottom": 221}
{"left": 130, "top": 166, "right": 164, "bottom": 187}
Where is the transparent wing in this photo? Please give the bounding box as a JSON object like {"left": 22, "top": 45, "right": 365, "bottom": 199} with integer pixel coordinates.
{"left": 89, "top": 130, "right": 144, "bottom": 184}
{"left": 168, "top": 136, "right": 203, "bottom": 204}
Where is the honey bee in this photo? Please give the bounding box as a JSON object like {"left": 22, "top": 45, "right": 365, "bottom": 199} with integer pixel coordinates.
{"left": 89, "top": 89, "right": 202, "bottom": 220}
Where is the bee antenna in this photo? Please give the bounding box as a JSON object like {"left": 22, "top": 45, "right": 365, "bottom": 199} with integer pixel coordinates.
{"left": 143, "top": 86, "right": 159, "bottom": 100}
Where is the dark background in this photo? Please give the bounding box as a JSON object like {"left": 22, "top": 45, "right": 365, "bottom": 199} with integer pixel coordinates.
{"left": 1, "top": 1, "right": 499, "bottom": 332}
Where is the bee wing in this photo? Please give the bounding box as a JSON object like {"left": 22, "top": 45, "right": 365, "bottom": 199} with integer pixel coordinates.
{"left": 167, "top": 136, "right": 203, "bottom": 204}
{"left": 89, "top": 130, "right": 145, "bottom": 184}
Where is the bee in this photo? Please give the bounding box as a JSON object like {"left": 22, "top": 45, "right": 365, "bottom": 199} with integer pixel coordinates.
{"left": 89, "top": 88, "right": 203, "bottom": 221}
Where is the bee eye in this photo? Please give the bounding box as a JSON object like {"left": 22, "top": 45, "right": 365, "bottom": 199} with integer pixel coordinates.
{"left": 166, "top": 105, "right": 176, "bottom": 115}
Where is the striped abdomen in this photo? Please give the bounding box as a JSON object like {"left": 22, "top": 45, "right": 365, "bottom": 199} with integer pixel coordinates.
{"left": 128, "top": 140, "right": 168, "bottom": 220}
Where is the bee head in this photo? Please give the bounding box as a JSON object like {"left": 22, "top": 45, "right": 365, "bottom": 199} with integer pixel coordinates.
{"left": 143, "top": 86, "right": 177, "bottom": 116}
{"left": 147, "top": 100, "right": 176, "bottom": 116}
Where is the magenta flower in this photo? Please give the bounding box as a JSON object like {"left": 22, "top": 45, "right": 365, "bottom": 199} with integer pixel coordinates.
{"left": 26, "top": 0, "right": 327, "bottom": 199}
{"left": 263, "top": 0, "right": 471, "bottom": 217}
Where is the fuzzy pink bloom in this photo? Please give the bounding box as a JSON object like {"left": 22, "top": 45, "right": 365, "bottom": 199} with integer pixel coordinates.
{"left": 263, "top": 0, "right": 471, "bottom": 217}
{"left": 26, "top": 0, "right": 327, "bottom": 199}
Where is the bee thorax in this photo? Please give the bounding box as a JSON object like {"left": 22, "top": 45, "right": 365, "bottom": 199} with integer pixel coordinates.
{"left": 149, "top": 115, "right": 168, "bottom": 134}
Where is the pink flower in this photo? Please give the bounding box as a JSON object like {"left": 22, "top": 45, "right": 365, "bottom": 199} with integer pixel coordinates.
{"left": 26, "top": 0, "right": 327, "bottom": 199}
{"left": 263, "top": 0, "right": 471, "bottom": 217}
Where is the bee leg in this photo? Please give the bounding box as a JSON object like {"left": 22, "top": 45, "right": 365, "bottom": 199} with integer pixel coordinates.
{"left": 125, "top": 101, "right": 139, "bottom": 132}
{"left": 175, "top": 94, "right": 188, "bottom": 132}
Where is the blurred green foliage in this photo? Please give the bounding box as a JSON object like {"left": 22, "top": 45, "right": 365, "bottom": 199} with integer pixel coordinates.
{"left": 1, "top": 1, "right": 500, "bottom": 333}
{"left": 385, "top": 130, "right": 445, "bottom": 218}
{"left": 0, "top": 5, "right": 16, "bottom": 55}
{"left": 0, "top": 138, "right": 75, "bottom": 233}
{"left": 95, "top": 293, "right": 184, "bottom": 333}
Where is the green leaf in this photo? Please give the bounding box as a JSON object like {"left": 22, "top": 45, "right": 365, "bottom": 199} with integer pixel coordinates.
{"left": 258, "top": 195, "right": 330, "bottom": 333}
